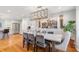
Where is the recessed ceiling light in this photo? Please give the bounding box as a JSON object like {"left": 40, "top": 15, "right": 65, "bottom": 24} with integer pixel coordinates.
{"left": 58, "top": 7, "right": 62, "bottom": 9}
{"left": 7, "top": 10, "right": 11, "bottom": 12}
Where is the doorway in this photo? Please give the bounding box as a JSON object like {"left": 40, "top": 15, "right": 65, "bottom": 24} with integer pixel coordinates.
{"left": 12, "top": 23, "right": 20, "bottom": 34}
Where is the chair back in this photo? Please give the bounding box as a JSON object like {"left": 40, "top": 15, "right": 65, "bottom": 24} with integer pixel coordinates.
{"left": 28, "top": 34, "right": 35, "bottom": 43}
{"left": 55, "top": 31, "right": 71, "bottom": 51}
{"left": 3, "top": 29, "right": 9, "bottom": 33}
{"left": 36, "top": 35, "right": 46, "bottom": 48}
{"left": 23, "top": 33, "right": 28, "bottom": 39}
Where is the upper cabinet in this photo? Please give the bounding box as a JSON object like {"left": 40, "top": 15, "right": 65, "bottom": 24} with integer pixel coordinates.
{"left": 31, "top": 7, "right": 48, "bottom": 20}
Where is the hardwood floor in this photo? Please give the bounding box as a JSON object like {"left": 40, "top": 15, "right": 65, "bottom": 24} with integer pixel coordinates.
{"left": 67, "top": 40, "right": 77, "bottom": 52}
{"left": 0, "top": 34, "right": 31, "bottom": 52}
{"left": 0, "top": 34, "right": 77, "bottom": 52}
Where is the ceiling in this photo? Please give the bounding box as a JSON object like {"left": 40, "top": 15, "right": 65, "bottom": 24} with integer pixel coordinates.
{"left": 0, "top": 6, "right": 76, "bottom": 20}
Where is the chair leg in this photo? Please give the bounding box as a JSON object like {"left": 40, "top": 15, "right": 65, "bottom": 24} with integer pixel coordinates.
{"left": 36, "top": 46, "right": 38, "bottom": 52}
{"left": 7, "top": 33, "right": 9, "bottom": 38}
{"left": 33, "top": 44, "right": 35, "bottom": 52}
{"left": 49, "top": 46, "right": 51, "bottom": 52}
{"left": 23, "top": 40, "right": 25, "bottom": 48}
{"left": 3, "top": 34, "right": 5, "bottom": 39}
{"left": 48, "top": 44, "right": 51, "bottom": 52}
{"left": 27, "top": 43, "right": 29, "bottom": 51}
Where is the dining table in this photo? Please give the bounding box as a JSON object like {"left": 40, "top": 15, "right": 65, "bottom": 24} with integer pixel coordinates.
{"left": 36, "top": 33, "right": 63, "bottom": 51}
{"left": 24, "top": 31, "right": 63, "bottom": 52}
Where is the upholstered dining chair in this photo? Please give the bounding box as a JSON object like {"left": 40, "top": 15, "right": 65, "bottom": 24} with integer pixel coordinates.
{"left": 55, "top": 31, "right": 71, "bottom": 52}
{"left": 35, "top": 35, "right": 50, "bottom": 52}
{"left": 27, "top": 33, "right": 35, "bottom": 51}
{"left": 23, "top": 33, "right": 28, "bottom": 48}
{"left": 3, "top": 29, "right": 9, "bottom": 39}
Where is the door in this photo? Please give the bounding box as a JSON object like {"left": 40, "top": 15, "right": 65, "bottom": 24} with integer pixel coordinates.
{"left": 12, "top": 23, "right": 20, "bottom": 34}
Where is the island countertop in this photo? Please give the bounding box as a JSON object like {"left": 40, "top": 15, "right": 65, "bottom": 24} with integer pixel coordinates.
{"left": 0, "top": 30, "right": 4, "bottom": 39}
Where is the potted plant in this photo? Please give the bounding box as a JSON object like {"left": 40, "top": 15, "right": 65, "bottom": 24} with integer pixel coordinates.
{"left": 64, "top": 20, "right": 75, "bottom": 32}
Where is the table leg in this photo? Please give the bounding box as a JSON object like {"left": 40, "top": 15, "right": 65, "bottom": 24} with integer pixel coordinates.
{"left": 33, "top": 44, "right": 36, "bottom": 52}
{"left": 51, "top": 41, "right": 56, "bottom": 52}
{"left": 49, "top": 42, "right": 52, "bottom": 52}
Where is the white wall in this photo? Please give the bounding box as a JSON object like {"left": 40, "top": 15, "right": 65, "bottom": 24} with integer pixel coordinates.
{"left": 21, "top": 18, "right": 37, "bottom": 34}
{"left": 76, "top": 7, "right": 79, "bottom": 51}
{"left": 21, "top": 18, "right": 29, "bottom": 33}
{"left": 51, "top": 9, "right": 76, "bottom": 29}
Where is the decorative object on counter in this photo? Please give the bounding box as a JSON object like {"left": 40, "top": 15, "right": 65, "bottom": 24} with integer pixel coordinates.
{"left": 47, "top": 20, "right": 53, "bottom": 28}
{"left": 42, "top": 22, "right": 48, "bottom": 28}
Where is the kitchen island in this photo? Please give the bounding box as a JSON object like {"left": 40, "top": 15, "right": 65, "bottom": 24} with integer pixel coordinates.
{"left": 0, "top": 30, "right": 3, "bottom": 39}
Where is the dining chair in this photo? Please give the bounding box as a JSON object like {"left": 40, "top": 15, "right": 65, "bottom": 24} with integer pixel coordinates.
{"left": 55, "top": 31, "right": 71, "bottom": 51}
{"left": 3, "top": 29, "right": 9, "bottom": 39}
{"left": 23, "top": 33, "right": 28, "bottom": 48}
{"left": 35, "top": 35, "right": 50, "bottom": 52}
{"left": 27, "top": 33, "right": 35, "bottom": 51}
